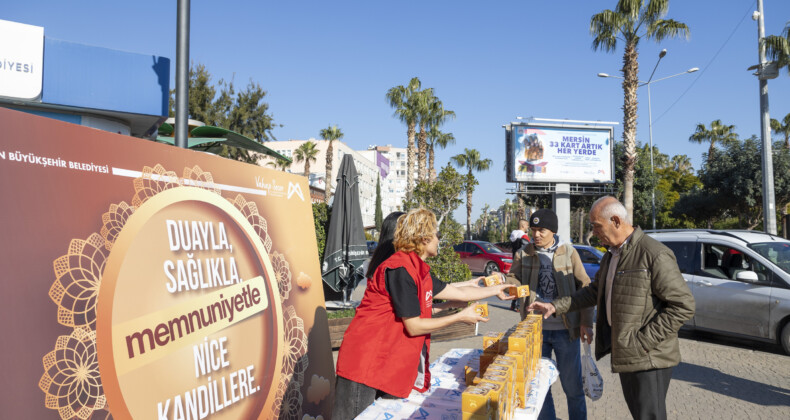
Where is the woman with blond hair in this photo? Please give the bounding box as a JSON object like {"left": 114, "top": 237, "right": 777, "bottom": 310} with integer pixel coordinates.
{"left": 334, "top": 208, "right": 514, "bottom": 419}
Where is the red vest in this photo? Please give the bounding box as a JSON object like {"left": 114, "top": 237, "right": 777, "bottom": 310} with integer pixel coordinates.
{"left": 335, "top": 251, "right": 434, "bottom": 397}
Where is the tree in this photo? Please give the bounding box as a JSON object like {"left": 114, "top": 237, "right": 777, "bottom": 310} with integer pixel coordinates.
{"left": 375, "top": 175, "right": 383, "bottom": 232}
{"left": 403, "top": 165, "right": 470, "bottom": 283}
{"left": 386, "top": 77, "right": 421, "bottom": 196}
{"left": 266, "top": 159, "right": 291, "bottom": 171}
{"left": 689, "top": 119, "right": 738, "bottom": 161}
{"left": 771, "top": 112, "right": 790, "bottom": 149}
{"left": 417, "top": 92, "right": 455, "bottom": 181}
{"left": 427, "top": 127, "right": 456, "bottom": 182}
{"left": 451, "top": 148, "right": 492, "bottom": 239}
{"left": 404, "top": 164, "right": 466, "bottom": 227}
{"left": 764, "top": 22, "right": 790, "bottom": 77}
{"left": 319, "top": 124, "right": 344, "bottom": 203}
{"left": 170, "top": 64, "right": 278, "bottom": 163}
{"left": 294, "top": 141, "right": 319, "bottom": 178}
{"left": 312, "top": 203, "right": 331, "bottom": 261}
{"left": 688, "top": 136, "right": 790, "bottom": 230}
{"left": 481, "top": 203, "right": 491, "bottom": 233}
{"left": 590, "top": 0, "right": 689, "bottom": 221}
{"left": 670, "top": 154, "right": 693, "bottom": 174}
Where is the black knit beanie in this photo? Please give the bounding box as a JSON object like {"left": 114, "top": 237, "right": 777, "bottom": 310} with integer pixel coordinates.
{"left": 529, "top": 209, "right": 558, "bottom": 233}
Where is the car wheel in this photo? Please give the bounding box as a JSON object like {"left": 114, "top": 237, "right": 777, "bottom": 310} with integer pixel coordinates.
{"left": 484, "top": 262, "right": 499, "bottom": 276}
{"left": 781, "top": 321, "right": 790, "bottom": 355}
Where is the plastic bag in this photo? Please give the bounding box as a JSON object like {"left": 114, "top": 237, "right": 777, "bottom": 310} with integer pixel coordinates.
{"left": 581, "top": 342, "right": 603, "bottom": 401}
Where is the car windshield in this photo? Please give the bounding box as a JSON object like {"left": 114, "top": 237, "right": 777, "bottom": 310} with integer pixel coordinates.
{"left": 478, "top": 242, "right": 504, "bottom": 254}
{"left": 748, "top": 241, "right": 790, "bottom": 275}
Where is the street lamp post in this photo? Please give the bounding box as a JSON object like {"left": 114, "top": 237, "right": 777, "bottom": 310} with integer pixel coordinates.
{"left": 598, "top": 50, "right": 698, "bottom": 230}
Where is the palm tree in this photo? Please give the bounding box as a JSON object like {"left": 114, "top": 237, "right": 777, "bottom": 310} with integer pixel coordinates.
{"left": 386, "top": 77, "right": 421, "bottom": 196}
{"left": 293, "top": 140, "right": 319, "bottom": 179}
{"left": 414, "top": 88, "right": 434, "bottom": 181}
{"left": 451, "top": 148, "right": 492, "bottom": 239}
{"left": 427, "top": 127, "right": 455, "bottom": 181}
{"left": 590, "top": 0, "right": 689, "bottom": 221}
{"left": 764, "top": 22, "right": 790, "bottom": 76}
{"left": 689, "top": 119, "right": 738, "bottom": 161}
{"left": 266, "top": 158, "right": 291, "bottom": 172}
{"left": 319, "top": 124, "right": 344, "bottom": 203}
{"left": 481, "top": 203, "right": 491, "bottom": 232}
{"left": 416, "top": 91, "right": 456, "bottom": 181}
{"left": 770, "top": 113, "right": 790, "bottom": 149}
{"left": 671, "top": 154, "right": 693, "bottom": 175}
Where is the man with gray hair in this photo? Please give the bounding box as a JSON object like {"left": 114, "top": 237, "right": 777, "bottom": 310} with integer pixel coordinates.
{"left": 528, "top": 196, "right": 694, "bottom": 420}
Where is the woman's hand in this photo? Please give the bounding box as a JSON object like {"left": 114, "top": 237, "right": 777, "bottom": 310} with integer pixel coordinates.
{"left": 458, "top": 302, "right": 488, "bottom": 324}
{"left": 493, "top": 284, "right": 516, "bottom": 301}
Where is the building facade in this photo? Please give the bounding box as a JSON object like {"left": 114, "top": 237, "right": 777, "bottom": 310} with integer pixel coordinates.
{"left": 262, "top": 139, "right": 405, "bottom": 228}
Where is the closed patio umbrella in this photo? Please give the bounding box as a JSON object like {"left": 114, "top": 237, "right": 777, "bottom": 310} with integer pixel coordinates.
{"left": 322, "top": 155, "right": 368, "bottom": 304}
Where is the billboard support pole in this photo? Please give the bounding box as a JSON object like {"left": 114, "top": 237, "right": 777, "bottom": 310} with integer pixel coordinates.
{"left": 553, "top": 183, "right": 571, "bottom": 243}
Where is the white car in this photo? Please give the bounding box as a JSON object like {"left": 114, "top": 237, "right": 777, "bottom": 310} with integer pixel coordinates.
{"left": 646, "top": 229, "right": 790, "bottom": 355}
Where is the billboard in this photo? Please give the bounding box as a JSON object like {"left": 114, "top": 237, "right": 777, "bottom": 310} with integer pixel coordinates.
{"left": 0, "top": 108, "right": 334, "bottom": 419}
{"left": 506, "top": 123, "right": 614, "bottom": 184}
{"left": 0, "top": 19, "right": 44, "bottom": 100}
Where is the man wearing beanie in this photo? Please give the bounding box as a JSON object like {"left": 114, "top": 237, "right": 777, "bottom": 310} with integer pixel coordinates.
{"left": 506, "top": 208, "right": 594, "bottom": 420}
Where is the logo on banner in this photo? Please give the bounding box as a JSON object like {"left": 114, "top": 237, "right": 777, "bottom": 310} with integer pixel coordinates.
{"left": 288, "top": 182, "right": 304, "bottom": 201}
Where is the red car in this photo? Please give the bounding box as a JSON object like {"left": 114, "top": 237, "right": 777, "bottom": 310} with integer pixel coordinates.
{"left": 453, "top": 240, "right": 513, "bottom": 275}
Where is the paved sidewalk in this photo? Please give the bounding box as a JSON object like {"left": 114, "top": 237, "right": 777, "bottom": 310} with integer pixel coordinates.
{"left": 332, "top": 298, "right": 790, "bottom": 419}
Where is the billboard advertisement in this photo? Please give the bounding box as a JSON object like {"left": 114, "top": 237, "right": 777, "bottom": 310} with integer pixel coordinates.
{"left": 0, "top": 108, "right": 334, "bottom": 419}
{"left": 507, "top": 124, "right": 614, "bottom": 184}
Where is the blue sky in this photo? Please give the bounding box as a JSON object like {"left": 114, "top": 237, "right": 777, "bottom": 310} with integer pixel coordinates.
{"left": 6, "top": 1, "right": 790, "bottom": 223}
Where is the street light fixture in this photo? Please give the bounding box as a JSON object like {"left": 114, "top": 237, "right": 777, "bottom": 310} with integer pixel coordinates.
{"left": 598, "top": 50, "right": 697, "bottom": 230}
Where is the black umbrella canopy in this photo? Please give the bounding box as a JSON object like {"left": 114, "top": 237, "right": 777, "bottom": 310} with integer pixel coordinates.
{"left": 322, "top": 155, "right": 368, "bottom": 293}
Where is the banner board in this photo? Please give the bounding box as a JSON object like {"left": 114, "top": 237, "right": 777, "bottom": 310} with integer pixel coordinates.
{"left": 506, "top": 123, "right": 614, "bottom": 184}
{"left": 0, "top": 19, "right": 44, "bottom": 100}
{"left": 0, "top": 108, "right": 334, "bottom": 419}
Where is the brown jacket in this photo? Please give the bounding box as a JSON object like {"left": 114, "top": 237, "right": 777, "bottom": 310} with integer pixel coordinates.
{"left": 506, "top": 242, "right": 594, "bottom": 340}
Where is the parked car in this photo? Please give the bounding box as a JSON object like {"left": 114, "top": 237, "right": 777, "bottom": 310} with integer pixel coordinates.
{"left": 646, "top": 229, "right": 790, "bottom": 354}
{"left": 366, "top": 240, "right": 378, "bottom": 256}
{"left": 573, "top": 244, "right": 604, "bottom": 279}
{"left": 453, "top": 240, "right": 512, "bottom": 275}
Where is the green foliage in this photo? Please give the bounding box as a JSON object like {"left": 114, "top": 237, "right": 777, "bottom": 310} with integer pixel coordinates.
{"left": 294, "top": 141, "right": 320, "bottom": 177}
{"left": 375, "top": 175, "right": 383, "bottom": 231}
{"left": 763, "top": 22, "right": 790, "bottom": 77}
{"left": 326, "top": 307, "right": 356, "bottom": 319}
{"left": 312, "top": 203, "right": 331, "bottom": 262}
{"left": 677, "top": 136, "right": 790, "bottom": 229}
{"left": 427, "top": 218, "right": 472, "bottom": 284}
{"left": 404, "top": 164, "right": 466, "bottom": 226}
{"left": 169, "top": 64, "right": 277, "bottom": 163}
{"left": 404, "top": 165, "right": 470, "bottom": 283}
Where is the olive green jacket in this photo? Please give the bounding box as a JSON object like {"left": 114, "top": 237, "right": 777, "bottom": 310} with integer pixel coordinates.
{"left": 552, "top": 228, "right": 695, "bottom": 373}
{"left": 506, "top": 242, "right": 594, "bottom": 340}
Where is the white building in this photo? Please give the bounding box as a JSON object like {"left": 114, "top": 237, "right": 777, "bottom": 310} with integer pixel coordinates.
{"left": 360, "top": 145, "right": 412, "bottom": 216}
{"left": 261, "top": 139, "right": 397, "bottom": 228}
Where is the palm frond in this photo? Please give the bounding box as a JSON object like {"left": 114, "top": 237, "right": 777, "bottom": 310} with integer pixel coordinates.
{"left": 648, "top": 19, "right": 690, "bottom": 42}
{"left": 644, "top": 0, "right": 670, "bottom": 25}
{"left": 615, "top": 0, "right": 642, "bottom": 20}
{"left": 763, "top": 34, "right": 790, "bottom": 75}
{"left": 590, "top": 10, "right": 623, "bottom": 52}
